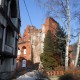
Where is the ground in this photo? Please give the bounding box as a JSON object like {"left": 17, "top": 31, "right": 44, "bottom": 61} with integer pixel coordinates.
{"left": 12, "top": 70, "right": 50, "bottom": 80}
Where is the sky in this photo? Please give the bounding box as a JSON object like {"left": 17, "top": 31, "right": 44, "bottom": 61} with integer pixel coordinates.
{"left": 19, "top": 0, "right": 46, "bottom": 35}
{"left": 19, "top": 0, "right": 79, "bottom": 44}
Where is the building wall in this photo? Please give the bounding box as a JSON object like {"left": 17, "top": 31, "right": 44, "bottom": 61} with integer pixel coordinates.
{"left": 16, "top": 17, "right": 59, "bottom": 70}
{"left": 0, "top": 1, "right": 21, "bottom": 79}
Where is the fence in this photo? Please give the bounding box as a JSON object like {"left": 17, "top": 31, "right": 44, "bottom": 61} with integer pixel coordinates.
{"left": 47, "top": 70, "right": 80, "bottom": 76}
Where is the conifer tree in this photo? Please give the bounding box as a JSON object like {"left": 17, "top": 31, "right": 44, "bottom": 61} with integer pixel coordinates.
{"left": 41, "top": 26, "right": 66, "bottom": 71}
{"left": 56, "top": 26, "right": 66, "bottom": 66}
{"left": 41, "top": 30, "right": 58, "bottom": 71}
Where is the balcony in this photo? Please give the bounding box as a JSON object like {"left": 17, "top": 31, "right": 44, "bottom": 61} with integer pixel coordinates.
{"left": 4, "top": 45, "right": 13, "bottom": 54}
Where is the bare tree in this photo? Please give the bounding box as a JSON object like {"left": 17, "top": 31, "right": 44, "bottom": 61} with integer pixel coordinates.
{"left": 35, "top": 0, "right": 80, "bottom": 70}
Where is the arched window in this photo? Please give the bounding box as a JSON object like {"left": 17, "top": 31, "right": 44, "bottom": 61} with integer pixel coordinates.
{"left": 10, "top": 0, "right": 17, "bottom": 18}
{"left": 22, "top": 46, "right": 26, "bottom": 54}
{"left": 18, "top": 48, "right": 21, "bottom": 55}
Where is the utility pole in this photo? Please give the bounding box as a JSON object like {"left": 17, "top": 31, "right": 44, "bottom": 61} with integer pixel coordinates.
{"left": 74, "top": 32, "right": 80, "bottom": 68}
{"left": 65, "top": 0, "right": 71, "bottom": 70}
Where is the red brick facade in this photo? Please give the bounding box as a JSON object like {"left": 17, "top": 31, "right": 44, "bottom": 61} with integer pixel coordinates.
{"left": 16, "top": 17, "right": 73, "bottom": 71}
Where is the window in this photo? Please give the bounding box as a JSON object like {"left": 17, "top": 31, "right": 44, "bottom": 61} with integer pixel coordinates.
{"left": 24, "top": 49, "right": 26, "bottom": 54}
{"left": 10, "top": 0, "right": 17, "bottom": 18}
{"left": 18, "top": 49, "right": 21, "bottom": 55}
{"left": 22, "top": 60, "right": 26, "bottom": 67}
{"left": 22, "top": 46, "right": 26, "bottom": 54}
{"left": 6, "top": 26, "right": 14, "bottom": 47}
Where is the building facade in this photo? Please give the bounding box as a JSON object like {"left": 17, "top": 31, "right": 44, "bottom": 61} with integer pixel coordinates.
{"left": 0, "top": 0, "right": 21, "bottom": 79}
{"left": 16, "top": 17, "right": 73, "bottom": 71}
{"left": 16, "top": 17, "right": 59, "bottom": 70}
{"left": 17, "top": 26, "right": 41, "bottom": 70}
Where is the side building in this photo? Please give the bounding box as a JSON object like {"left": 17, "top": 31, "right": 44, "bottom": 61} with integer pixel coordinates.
{"left": 0, "top": 0, "right": 21, "bottom": 79}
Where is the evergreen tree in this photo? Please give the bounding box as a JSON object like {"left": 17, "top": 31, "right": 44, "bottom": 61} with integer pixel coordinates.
{"left": 41, "top": 30, "right": 58, "bottom": 71}
{"left": 56, "top": 26, "right": 66, "bottom": 66}
{"left": 41, "top": 25, "right": 66, "bottom": 71}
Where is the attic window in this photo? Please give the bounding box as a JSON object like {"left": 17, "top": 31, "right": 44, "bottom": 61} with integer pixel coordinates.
{"left": 10, "top": 0, "right": 17, "bottom": 18}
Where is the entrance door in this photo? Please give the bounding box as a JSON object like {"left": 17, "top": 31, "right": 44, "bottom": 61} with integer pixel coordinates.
{"left": 22, "top": 60, "right": 26, "bottom": 67}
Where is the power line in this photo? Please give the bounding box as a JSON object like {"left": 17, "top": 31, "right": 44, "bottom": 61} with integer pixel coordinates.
{"left": 23, "top": 0, "right": 33, "bottom": 26}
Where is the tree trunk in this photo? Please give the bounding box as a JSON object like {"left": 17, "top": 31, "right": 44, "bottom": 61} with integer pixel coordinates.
{"left": 74, "top": 33, "right": 80, "bottom": 68}
{"left": 65, "top": 0, "right": 71, "bottom": 70}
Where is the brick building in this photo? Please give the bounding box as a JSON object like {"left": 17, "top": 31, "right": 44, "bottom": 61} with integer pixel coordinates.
{"left": 16, "top": 17, "right": 73, "bottom": 70}
{"left": 16, "top": 17, "right": 59, "bottom": 70}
